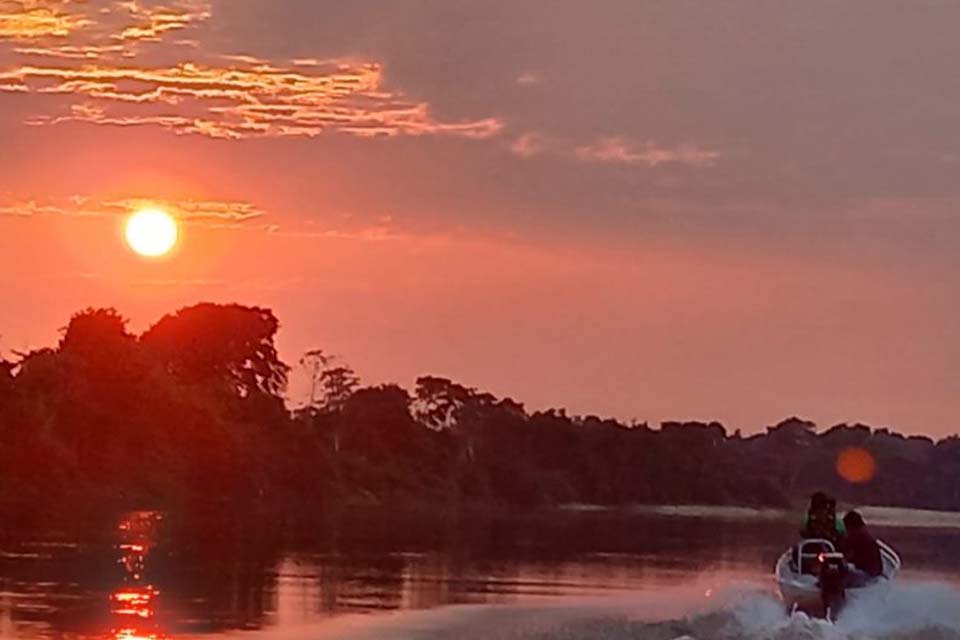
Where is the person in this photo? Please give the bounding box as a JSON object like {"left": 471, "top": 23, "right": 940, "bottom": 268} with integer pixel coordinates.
{"left": 793, "top": 492, "right": 846, "bottom": 573}
{"left": 800, "top": 491, "right": 846, "bottom": 544}
{"left": 839, "top": 510, "right": 883, "bottom": 587}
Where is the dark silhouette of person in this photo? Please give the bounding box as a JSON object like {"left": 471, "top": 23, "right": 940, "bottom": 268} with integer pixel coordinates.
{"left": 801, "top": 491, "right": 846, "bottom": 544}
{"left": 793, "top": 491, "right": 846, "bottom": 573}
{"left": 839, "top": 510, "right": 883, "bottom": 587}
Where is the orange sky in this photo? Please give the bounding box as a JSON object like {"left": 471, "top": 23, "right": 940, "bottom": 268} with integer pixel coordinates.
{"left": 1, "top": 1, "right": 959, "bottom": 434}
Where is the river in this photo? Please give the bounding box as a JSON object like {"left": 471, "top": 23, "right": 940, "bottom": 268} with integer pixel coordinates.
{"left": 2, "top": 507, "right": 960, "bottom": 639}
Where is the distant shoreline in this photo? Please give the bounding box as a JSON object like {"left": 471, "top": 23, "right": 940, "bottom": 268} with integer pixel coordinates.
{"left": 7, "top": 306, "right": 960, "bottom": 529}
{"left": 558, "top": 503, "right": 960, "bottom": 529}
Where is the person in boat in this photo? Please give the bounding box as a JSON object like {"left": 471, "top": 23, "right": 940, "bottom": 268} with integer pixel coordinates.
{"left": 839, "top": 510, "right": 883, "bottom": 587}
{"left": 794, "top": 492, "right": 846, "bottom": 573}
{"left": 800, "top": 491, "right": 846, "bottom": 543}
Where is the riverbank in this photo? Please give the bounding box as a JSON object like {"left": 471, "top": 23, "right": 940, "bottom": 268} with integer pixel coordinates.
{"left": 559, "top": 503, "right": 960, "bottom": 529}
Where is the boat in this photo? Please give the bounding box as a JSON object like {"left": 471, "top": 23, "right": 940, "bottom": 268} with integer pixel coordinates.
{"left": 775, "top": 537, "right": 901, "bottom": 620}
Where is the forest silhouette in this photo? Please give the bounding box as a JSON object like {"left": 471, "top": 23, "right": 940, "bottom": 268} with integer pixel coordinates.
{"left": 1, "top": 303, "right": 958, "bottom": 530}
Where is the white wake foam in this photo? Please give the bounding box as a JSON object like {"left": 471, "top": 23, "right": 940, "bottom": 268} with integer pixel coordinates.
{"left": 224, "top": 579, "right": 960, "bottom": 640}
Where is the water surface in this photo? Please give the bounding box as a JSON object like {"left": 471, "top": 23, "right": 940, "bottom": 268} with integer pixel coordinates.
{"left": 3, "top": 507, "right": 960, "bottom": 639}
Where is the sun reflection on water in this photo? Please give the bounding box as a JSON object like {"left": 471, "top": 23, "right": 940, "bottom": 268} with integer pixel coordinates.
{"left": 110, "top": 512, "right": 167, "bottom": 640}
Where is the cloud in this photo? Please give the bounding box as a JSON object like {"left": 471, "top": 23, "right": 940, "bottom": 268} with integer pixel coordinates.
{"left": 575, "top": 137, "right": 722, "bottom": 168}
{"left": 2, "top": 58, "right": 505, "bottom": 139}
{"left": 113, "top": 0, "right": 210, "bottom": 44}
{"left": 0, "top": 197, "right": 102, "bottom": 217}
{"left": 0, "top": 1, "right": 502, "bottom": 141}
{"left": 13, "top": 43, "right": 127, "bottom": 59}
{"left": 0, "top": 194, "right": 265, "bottom": 225}
{"left": 0, "top": 194, "right": 413, "bottom": 242}
{"left": 106, "top": 198, "right": 266, "bottom": 223}
{"left": 1, "top": 0, "right": 210, "bottom": 58}
{"left": 510, "top": 132, "right": 545, "bottom": 158}
{"left": 509, "top": 132, "right": 722, "bottom": 168}
{"left": 0, "top": 1, "right": 90, "bottom": 40}
{"left": 515, "top": 71, "right": 542, "bottom": 86}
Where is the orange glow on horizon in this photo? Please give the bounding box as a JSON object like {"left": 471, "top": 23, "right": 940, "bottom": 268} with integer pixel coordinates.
{"left": 836, "top": 447, "right": 877, "bottom": 484}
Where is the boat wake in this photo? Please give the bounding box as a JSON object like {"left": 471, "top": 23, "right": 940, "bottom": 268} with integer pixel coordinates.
{"left": 269, "top": 579, "right": 960, "bottom": 640}
{"left": 660, "top": 582, "right": 960, "bottom": 640}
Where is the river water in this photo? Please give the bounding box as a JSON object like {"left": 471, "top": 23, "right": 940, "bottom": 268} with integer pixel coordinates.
{"left": 3, "top": 507, "right": 960, "bottom": 639}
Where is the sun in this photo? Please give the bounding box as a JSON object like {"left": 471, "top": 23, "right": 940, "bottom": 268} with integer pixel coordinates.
{"left": 125, "top": 208, "right": 179, "bottom": 257}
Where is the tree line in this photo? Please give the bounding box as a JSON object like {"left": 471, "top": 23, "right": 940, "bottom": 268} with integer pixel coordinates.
{"left": 1, "top": 303, "right": 958, "bottom": 529}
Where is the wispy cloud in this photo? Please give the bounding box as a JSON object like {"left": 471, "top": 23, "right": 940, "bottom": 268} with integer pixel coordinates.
{"left": 0, "top": 194, "right": 265, "bottom": 225}
{"left": 13, "top": 43, "right": 127, "bottom": 59}
{"left": 113, "top": 0, "right": 210, "bottom": 44}
{"left": 0, "top": 194, "right": 415, "bottom": 242}
{"left": 515, "top": 71, "right": 542, "bottom": 86}
{"left": 1, "top": 0, "right": 209, "bottom": 56}
{"left": 575, "top": 137, "right": 722, "bottom": 167}
{"left": 2, "top": 58, "right": 504, "bottom": 139}
{"left": 510, "top": 132, "right": 545, "bottom": 158}
{"left": 0, "top": 1, "right": 90, "bottom": 40}
{"left": 508, "top": 132, "right": 722, "bottom": 168}
{"left": 106, "top": 198, "right": 266, "bottom": 223}
{"left": 0, "top": 197, "right": 102, "bottom": 217}
{"left": 0, "top": 1, "right": 503, "bottom": 141}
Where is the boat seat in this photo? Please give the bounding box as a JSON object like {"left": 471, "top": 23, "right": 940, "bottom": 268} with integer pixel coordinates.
{"left": 793, "top": 574, "right": 817, "bottom": 586}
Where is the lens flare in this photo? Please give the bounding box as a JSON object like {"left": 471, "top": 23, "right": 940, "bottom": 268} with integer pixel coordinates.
{"left": 836, "top": 446, "right": 876, "bottom": 483}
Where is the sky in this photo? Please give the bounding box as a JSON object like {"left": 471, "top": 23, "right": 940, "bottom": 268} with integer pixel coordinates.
{"left": 0, "top": 1, "right": 958, "bottom": 435}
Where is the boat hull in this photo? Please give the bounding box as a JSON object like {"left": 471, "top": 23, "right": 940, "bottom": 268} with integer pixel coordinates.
{"left": 778, "top": 575, "right": 891, "bottom": 616}
{"left": 774, "top": 539, "right": 900, "bottom": 619}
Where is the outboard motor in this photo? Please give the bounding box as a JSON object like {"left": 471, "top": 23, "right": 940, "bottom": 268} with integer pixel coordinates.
{"left": 818, "top": 552, "right": 848, "bottom": 621}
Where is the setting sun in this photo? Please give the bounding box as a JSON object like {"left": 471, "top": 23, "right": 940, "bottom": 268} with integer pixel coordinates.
{"left": 125, "top": 208, "right": 178, "bottom": 257}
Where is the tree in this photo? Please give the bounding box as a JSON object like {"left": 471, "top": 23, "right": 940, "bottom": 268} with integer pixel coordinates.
{"left": 300, "top": 350, "right": 359, "bottom": 414}
{"left": 11, "top": 303, "right": 960, "bottom": 524}
{"left": 413, "top": 376, "right": 526, "bottom": 501}
{"left": 0, "top": 357, "right": 15, "bottom": 435}
{"left": 0, "top": 357, "right": 13, "bottom": 396}
{"left": 58, "top": 308, "right": 142, "bottom": 406}
{"left": 297, "top": 350, "right": 360, "bottom": 456}
{"left": 341, "top": 384, "right": 417, "bottom": 453}
{"left": 59, "top": 308, "right": 133, "bottom": 356}
{"left": 141, "top": 304, "right": 289, "bottom": 400}
{"left": 413, "top": 376, "right": 479, "bottom": 431}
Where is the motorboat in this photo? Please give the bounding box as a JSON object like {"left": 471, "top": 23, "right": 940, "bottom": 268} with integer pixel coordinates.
{"left": 775, "top": 537, "right": 901, "bottom": 620}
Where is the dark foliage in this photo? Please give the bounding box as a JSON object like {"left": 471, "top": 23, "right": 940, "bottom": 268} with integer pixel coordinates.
{"left": 2, "top": 304, "right": 959, "bottom": 529}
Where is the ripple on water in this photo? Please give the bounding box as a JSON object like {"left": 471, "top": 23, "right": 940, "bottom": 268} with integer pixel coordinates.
{"left": 241, "top": 580, "right": 960, "bottom": 640}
